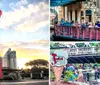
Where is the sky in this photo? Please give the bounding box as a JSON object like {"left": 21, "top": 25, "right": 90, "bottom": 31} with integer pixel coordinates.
{"left": 0, "top": 0, "right": 49, "bottom": 69}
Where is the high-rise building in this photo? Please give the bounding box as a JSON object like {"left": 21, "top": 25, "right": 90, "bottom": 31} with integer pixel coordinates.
{"left": 2, "top": 48, "right": 17, "bottom": 69}
{"left": 0, "top": 57, "right": 2, "bottom": 79}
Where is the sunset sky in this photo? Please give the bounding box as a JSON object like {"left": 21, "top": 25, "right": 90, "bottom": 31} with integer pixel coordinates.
{"left": 0, "top": 0, "right": 49, "bottom": 69}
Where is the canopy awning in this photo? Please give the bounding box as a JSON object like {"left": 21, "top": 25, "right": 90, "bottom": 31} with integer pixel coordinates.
{"left": 50, "top": 0, "right": 85, "bottom": 6}
{"left": 68, "top": 55, "right": 100, "bottom": 63}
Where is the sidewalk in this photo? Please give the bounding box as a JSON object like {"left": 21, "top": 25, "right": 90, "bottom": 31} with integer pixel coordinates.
{"left": 50, "top": 80, "right": 89, "bottom": 85}
{"left": 0, "top": 79, "right": 48, "bottom": 84}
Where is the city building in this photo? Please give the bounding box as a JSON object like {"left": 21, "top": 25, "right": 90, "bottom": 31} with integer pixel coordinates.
{"left": 2, "top": 48, "right": 17, "bottom": 69}
{"left": 95, "top": 0, "right": 100, "bottom": 20}
{"left": 0, "top": 57, "right": 2, "bottom": 79}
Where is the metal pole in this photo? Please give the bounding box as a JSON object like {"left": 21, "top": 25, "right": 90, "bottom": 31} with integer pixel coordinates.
{"left": 69, "top": 57, "right": 77, "bottom": 63}
{"left": 76, "top": 57, "right": 84, "bottom": 63}
{"left": 92, "top": 56, "right": 97, "bottom": 63}
{"left": 83, "top": 56, "right": 90, "bottom": 63}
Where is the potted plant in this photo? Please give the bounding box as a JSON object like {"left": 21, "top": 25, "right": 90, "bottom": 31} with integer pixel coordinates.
{"left": 63, "top": 70, "right": 76, "bottom": 84}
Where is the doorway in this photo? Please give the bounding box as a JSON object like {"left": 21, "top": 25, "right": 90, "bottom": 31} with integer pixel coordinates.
{"left": 89, "top": 15, "right": 92, "bottom": 22}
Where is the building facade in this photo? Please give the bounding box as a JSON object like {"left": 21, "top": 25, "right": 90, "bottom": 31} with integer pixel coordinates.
{"left": 95, "top": 0, "right": 100, "bottom": 20}
{"left": 2, "top": 48, "right": 17, "bottom": 69}
{"left": 66, "top": 2, "right": 82, "bottom": 22}
{"left": 0, "top": 57, "right": 2, "bottom": 79}
{"left": 55, "top": 0, "right": 100, "bottom": 24}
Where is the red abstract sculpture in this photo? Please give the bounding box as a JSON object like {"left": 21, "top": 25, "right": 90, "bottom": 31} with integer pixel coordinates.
{"left": 0, "top": 57, "right": 2, "bottom": 79}
{"left": 0, "top": 10, "right": 2, "bottom": 17}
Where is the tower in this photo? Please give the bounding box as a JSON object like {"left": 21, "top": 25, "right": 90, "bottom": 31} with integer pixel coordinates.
{"left": 8, "top": 51, "right": 17, "bottom": 69}
{"left": 3, "top": 48, "right": 17, "bottom": 69}
{"left": 0, "top": 57, "right": 2, "bottom": 79}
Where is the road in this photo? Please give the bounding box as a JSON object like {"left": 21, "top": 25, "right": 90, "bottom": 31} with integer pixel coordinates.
{"left": 0, "top": 80, "right": 49, "bottom": 85}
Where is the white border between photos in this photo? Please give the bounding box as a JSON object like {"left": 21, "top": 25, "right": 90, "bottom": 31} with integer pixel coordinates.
{"left": 49, "top": 0, "right": 50, "bottom": 85}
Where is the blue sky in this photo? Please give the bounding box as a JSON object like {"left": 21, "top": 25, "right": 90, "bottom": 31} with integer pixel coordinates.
{"left": 0, "top": 0, "right": 49, "bottom": 42}
{"left": 0, "top": 0, "right": 48, "bottom": 11}
{"left": 0, "top": 0, "right": 49, "bottom": 68}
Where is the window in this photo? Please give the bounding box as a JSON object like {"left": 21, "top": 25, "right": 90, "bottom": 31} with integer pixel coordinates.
{"left": 70, "top": 10, "right": 72, "bottom": 21}
{"left": 75, "top": 10, "right": 77, "bottom": 21}
{"left": 81, "top": 11, "right": 84, "bottom": 16}
{"left": 63, "top": 6, "right": 65, "bottom": 19}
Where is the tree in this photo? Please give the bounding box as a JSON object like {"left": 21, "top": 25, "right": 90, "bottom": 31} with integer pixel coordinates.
{"left": 25, "top": 59, "right": 48, "bottom": 68}
{"left": 75, "top": 43, "right": 84, "bottom": 47}
{"left": 95, "top": 43, "right": 100, "bottom": 51}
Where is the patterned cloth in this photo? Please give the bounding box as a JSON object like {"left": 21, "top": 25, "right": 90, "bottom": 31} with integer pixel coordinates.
{"left": 78, "top": 72, "right": 84, "bottom": 82}
{"left": 60, "top": 19, "right": 65, "bottom": 26}
{"left": 64, "top": 22, "right": 71, "bottom": 27}
{"left": 50, "top": 49, "right": 68, "bottom": 66}
{"left": 96, "top": 24, "right": 100, "bottom": 27}
{"left": 67, "top": 66, "right": 75, "bottom": 72}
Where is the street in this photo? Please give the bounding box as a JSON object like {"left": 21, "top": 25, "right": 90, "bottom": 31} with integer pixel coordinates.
{"left": 0, "top": 80, "right": 49, "bottom": 85}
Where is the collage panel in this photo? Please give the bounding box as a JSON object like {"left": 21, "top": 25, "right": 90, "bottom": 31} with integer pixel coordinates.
{"left": 50, "top": 0, "right": 100, "bottom": 41}
{"left": 0, "top": 0, "right": 100, "bottom": 85}
{"left": 0, "top": 0, "right": 49, "bottom": 85}
{"left": 50, "top": 42, "right": 100, "bottom": 85}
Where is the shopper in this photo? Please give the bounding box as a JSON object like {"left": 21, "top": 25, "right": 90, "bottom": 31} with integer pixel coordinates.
{"left": 78, "top": 70, "right": 84, "bottom": 82}
{"left": 95, "top": 21, "right": 100, "bottom": 27}
{"left": 60, "top": 18, "right": 65, "bottom": 26}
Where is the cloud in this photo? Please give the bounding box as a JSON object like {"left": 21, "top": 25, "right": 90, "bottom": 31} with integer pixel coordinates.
{"left": 0, "top": 1, "right": 49, "bottom": 32}
{"left": 9, "top": 0, "right": 28, "bottom": 9}
{"left": 0, "top": 40, "right": 49, "bottom": 57}
{"left": 0, "top": 40, "right": 49, "bottom": 49}
{"left": 14, "top": 19, "right": 48, "bottom": 32}
{"left": 16, "top": 48, "right": 49, "bottom": 58}
{"left": 17, "top": 58, "right": 32, "bottom": 69}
